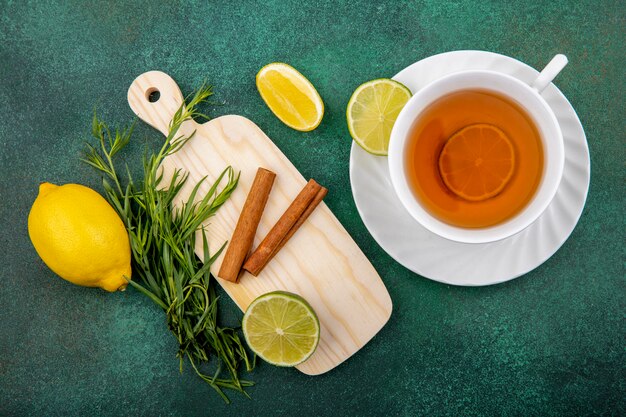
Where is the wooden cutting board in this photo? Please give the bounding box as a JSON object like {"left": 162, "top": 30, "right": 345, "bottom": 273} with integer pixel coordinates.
{"left": 127, "top": 71, "right": 392, "bottom": 375}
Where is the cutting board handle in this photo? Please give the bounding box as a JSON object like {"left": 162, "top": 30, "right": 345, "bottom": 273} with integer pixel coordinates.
{"left": 127, "top": 71, "right": 185, "bottom": 136}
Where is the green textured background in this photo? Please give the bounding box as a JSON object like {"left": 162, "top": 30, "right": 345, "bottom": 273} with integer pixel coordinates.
{"left": 1, "top": 0, "right": 624, "bottom": 415}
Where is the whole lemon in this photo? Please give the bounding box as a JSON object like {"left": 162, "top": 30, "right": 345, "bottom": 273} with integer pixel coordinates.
{"left": 28, "top": 182, "right": 132, "bottom": 292}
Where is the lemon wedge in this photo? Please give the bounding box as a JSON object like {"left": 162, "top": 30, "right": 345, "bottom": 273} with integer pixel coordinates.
{"left": 256, "top": 63, "right": 324, "bottom": 131}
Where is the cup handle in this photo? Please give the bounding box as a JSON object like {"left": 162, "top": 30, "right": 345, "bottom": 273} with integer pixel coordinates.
{"left": 531, "top": 54, "right": 568, "bottom": 93}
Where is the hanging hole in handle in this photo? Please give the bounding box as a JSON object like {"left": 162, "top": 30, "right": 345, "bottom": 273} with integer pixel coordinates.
{"left": 146, "top": 87, "right": 160, "bottom": 103}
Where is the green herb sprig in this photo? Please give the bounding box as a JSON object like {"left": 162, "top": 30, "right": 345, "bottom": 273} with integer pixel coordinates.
{"left": 83, "top": 84, "right": 254, "bottom": 402}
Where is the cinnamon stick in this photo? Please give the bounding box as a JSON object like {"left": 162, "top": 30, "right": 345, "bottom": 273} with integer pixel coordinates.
{"left": 243, "top": 179, "right": 325, "bottom": 276}
{"left": 267, "top": 185, "right": 327, "bottom": 262}
{"left": 217, "top": 168, "right": 275, "bottom": 282}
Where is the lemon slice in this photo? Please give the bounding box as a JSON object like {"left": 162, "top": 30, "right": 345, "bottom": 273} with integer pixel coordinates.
{"left": 256, "top": 63, "right": 324, "bottom": 131}
{"left": 242, "top": 291, "right": 320, "bottom": 367}
{"left": 439, "top": 124, "right": 515, "bottom": 201}
{"left": 346, "top": 78, "right": 412, "bottom": 155}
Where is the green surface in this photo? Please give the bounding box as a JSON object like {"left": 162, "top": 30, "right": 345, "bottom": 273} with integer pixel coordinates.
{"left": 1, "top": 0, "right": 624, "bottom": 415}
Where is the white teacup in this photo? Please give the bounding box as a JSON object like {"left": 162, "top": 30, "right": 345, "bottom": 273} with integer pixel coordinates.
{"left": 388, "top": 54, "right": 568, "bottom": 244}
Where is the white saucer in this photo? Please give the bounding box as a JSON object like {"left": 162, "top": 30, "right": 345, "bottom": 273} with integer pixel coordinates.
{"left": 349, "top": 51, "right": 590, "bottom": 286}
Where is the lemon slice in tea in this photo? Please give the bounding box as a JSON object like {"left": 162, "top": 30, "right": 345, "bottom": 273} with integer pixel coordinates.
{"left": 242, "top": 291, "right": 320, "bottom": 367}
{"left": 256, "top": 63, "right": 324, "bottom": 131}
{"left": 346, "top": 78, "right": 412, "bottom": 155}
{"left": 438, "top": 124, "right": 516, "bottom": 201}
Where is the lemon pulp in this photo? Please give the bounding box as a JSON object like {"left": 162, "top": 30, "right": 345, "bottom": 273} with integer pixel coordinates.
{"left": 346, "top": 78, "right": 412, "bottom": 155}
{"left": 256, "top": 63, "right": 324, "bottom": 131}
{"left": 242, "top": 291, "right": 320, "bottom": 366}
